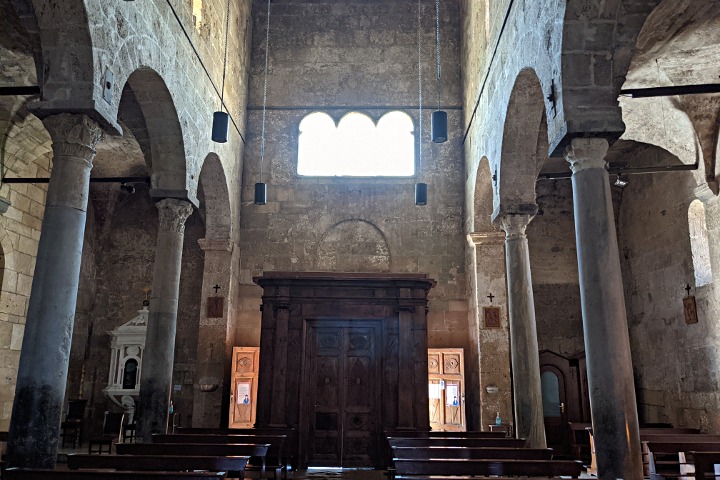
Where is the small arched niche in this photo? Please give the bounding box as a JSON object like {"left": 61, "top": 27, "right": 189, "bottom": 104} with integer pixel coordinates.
{"left": 688, "top": 199, "right": 712, "bottom": 287}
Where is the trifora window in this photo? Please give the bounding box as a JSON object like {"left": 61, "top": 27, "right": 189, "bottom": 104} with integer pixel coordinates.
{"left": 297, "top": 111, "right": 415, "bottom": 177}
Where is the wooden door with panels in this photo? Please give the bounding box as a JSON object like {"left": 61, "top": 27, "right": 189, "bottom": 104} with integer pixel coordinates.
{"left": 228, "top": 347, "right": 259, "bottom": 428}
{"left": 306, "top": 321, "right": 381, "bottom": 467}
{"left": 428, "top": 348, "right": 466, "bottom": 431}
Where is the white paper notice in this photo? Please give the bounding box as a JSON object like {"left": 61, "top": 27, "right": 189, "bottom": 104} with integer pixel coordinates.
{"left": 446, "top": 384, "right": 459, "bottom": 406}
{"left": 428, "top": 383, "right": 442, "bottom": 399}
{"left": 237, "top": 382, "right": 251, "bottom": 405}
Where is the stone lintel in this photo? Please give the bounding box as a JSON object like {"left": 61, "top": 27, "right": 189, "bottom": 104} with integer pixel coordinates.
{"left": 565, "top": 138, "right": 610, "bottom": 173}
{"left": 491, "top": 202, "right": 538, "bottom": 224}
{"left": 198, "top": 238, "right": 233, "bottom": 252}
{"left": 150, "top": 188, "right": 199, "bottom": 209}
{"left": 29, "top": 99, "right": 122, "bottom": 136}
{"left": 467, "top": 231, "right": 505, "bottom": 246}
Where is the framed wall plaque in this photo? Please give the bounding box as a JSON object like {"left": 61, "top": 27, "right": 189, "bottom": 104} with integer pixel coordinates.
{"left": 207, "top": 296, "right": 224, "bottom": 318}
{"left": 683, "top": 295, "right": 698, "bottom": 325}
{"left": 483, "top": 306, "right": 501, "bottom": 328}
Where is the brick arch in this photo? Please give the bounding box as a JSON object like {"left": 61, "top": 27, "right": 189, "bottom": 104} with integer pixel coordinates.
{"left": 198, "top": 153, "right": 231, "bottom": 240}
{"left": 496, "top": 68, "right": 548, "bottom": 216}
{"left": 118, "top": 67, "right": 187, "bottom": 193}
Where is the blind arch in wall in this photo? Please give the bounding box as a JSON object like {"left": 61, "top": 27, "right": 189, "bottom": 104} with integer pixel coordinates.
{"left": 689, "top": 199, "right": 712, "bottom": 287}
{"left": 297, "top": 111, "right": 415, "bottom": 177}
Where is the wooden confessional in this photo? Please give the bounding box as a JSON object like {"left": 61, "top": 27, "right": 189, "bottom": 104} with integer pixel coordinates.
{"left": 253, "top": 272, "right": 436, "bottom": 468}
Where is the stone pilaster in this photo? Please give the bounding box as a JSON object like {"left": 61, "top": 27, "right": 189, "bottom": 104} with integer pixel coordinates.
{"left": 566, "top": 138, "right": 642, "bottom": 479}
{"left": 467, "top": 232, "right": 512, "bottom": 430}
{"left": 192, "top": 238, "right": 233, "bottom": 428}
{"left": 136, "top": 198, "right": 193, "bottom": 442}
{"left": 7, "top": 114, "right": 103, "bottom": 468}
{"left": 499, "top": 212, "right": 546, "bottom": 448}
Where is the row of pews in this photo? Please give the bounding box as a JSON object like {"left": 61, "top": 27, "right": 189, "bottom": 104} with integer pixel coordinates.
{"left": 4, "top": 427, "right": 294, "bottom": 480}
{"left": 387, "top": 431, "right": 583, "bottom": 479}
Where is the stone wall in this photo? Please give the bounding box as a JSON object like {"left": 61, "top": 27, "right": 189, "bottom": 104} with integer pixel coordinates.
{"left": 238, "top": 0, "right": 470, "bottom": 419}
{"left": 0, "top": 107, "right": 51, "bottom": 430}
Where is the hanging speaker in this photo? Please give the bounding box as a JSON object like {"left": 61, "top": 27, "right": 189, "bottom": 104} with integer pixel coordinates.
{"left": 415, "top": 183, "right": 427, "bottom": 206}
{"left": 431, "top": 110, "right": 448, "bottom": 143}
{"left": 254, "top": 182, "right": 267, "bottom": 205}
{"left": 211, "top": 111, "right": 229, "bottom": 143}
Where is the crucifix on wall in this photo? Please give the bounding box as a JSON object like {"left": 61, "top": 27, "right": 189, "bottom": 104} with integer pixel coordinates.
{"left": 483, "top": 293, "right": 501, "bottom": 328}
{"left": 683, "top": 283, "right": 698, "bottom": 325}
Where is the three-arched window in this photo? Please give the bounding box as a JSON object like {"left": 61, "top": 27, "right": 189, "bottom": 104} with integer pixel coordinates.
{"left": 297, "top": 111, "right": 415, "bottom": 177}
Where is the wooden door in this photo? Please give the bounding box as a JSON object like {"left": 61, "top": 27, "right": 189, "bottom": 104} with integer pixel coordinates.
{"left": 541, "top": 365, "right": 568, "bottom": 454}
{"left": 229, "top": 347, "right": 259, "bottom": 428}
{"left": 428, "top": 349, "right": 466, "bottom": 432}
{"left": 307, "top": 323, "right": 380, "bottom": 467}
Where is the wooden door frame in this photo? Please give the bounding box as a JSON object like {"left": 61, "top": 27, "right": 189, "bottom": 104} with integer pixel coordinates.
{"left": 298, "top": 318, "right": 385, "bottom": 467}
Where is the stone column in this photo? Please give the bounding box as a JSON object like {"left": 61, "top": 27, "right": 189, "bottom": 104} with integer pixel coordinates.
{"left": 566, "top": 138, "right": 642, "bottom": 479}
{"left": 500, "top": 212, "right": 546, "bottom": 448}
{"left": 7, "top": 114, "right": 102, "bottom": 468}
{"left": 192, "top": 238, "right": 233, "bottom": 427}
{"left": 137, "top": 198, "right": 193, "bottom": 442}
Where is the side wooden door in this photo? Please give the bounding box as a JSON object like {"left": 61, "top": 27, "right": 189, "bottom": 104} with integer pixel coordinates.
{"left": 428, "top": 348, "right": 466, "bottom": 432}
{"left": 229, "top": 347, "right": 259, "bottom": 428}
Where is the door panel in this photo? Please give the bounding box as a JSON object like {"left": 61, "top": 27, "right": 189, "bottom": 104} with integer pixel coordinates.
{"left": 308, "top": 324, "right": 380, "bottom": 467}
{"left": 229, "top": 347, "right": 259, "bottom": 428}
{"left": 541, "top": 366, "right": 567, "bottom": 454}
{"left": 428, "top": 348, "right": 466, "bottom": 432}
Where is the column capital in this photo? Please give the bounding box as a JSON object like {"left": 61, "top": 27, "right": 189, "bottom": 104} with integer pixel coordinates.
{"left": 565, "top": 138, "right": 609, "bottom": 174}
{"left": 198, "top": 238, "right": 233, "bottom": 252}
{"left": 156, "top": 198, "right": 193, "bottom": 234}
{"left": 467, "top": 231, "right": 505, "bottom": 246}
{"left": 42, "top": 113, "right": 103, "bottom": 163}
{"left": 499, "top": 214, "right": 535, "bottom": 241}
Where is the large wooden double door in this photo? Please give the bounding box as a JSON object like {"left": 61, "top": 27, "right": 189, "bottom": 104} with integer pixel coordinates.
{"left": 306, "top": 322, "right": 381, "bottom": 467}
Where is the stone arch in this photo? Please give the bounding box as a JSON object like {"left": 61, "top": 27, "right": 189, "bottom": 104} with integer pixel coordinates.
{"left": 316, "top": 220, "right": 391, "bottom": 273}
{"left": 118, "top": 67, "right": 187, "bottom": 192}
{"left": 473, "top": 157, "right": 496, "bottom": 233}
{"left": 0, "top": 226, "right": 15, "bottom": 296}
{"left": 688, "top": 200, "right": 712, "bottom": 287}
{"left": 198, "top": 153, "right": 231, "bottom": 240}
{"left": 496, "top": 68, "right": 548, "bottom": 215}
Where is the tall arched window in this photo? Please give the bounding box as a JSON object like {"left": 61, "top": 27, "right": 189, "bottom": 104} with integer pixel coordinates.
{"left": 689, "top": 200, "right": 712, "bottom": 287}
{"left": 297, "top": 111, "right": 415, "bottom": 177}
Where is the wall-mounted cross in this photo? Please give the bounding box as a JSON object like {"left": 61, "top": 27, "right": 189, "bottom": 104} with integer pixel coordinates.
{"left": 213, "top": 284, "right": 221, "bottom": 294}
{"left": 685, "top": 284, "right": 692, "bottom": 296}
{"left": 487, "top": 293, "right": 495, "bottom": 304}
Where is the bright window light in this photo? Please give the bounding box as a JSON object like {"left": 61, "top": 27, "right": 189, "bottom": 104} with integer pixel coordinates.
{"left": 297, "top": 111, "right": 415, "bottom": 177}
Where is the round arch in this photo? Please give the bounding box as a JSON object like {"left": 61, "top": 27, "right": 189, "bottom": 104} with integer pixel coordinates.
{"left": 118, "top": 67, "right": 187, "bottom": 192}
{"left": 316, "top": 219, "right": 392, "bottom": 273}
{"left": 198, "top": 153, "right": 231, "bottom": 240}
{"left": 473, "top": 157, "right": 497, "bottom": 233}
{"left": 497, "top": 68, "right": 548, "bottom": 213}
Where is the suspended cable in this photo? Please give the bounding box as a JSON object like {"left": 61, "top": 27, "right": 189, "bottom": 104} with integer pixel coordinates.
{"left": 416, "top": 0, "right": 428, "bottom": 206}
{"left": 431, "top": 0, "right": 447, "bottom": 143}
{"left": 211, "top": 0, "right": 232, "bottom": 143}
{"left": 255, "top": 0, "right": 272, "bottom": 205}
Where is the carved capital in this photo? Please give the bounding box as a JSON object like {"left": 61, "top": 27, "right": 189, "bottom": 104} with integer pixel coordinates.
{"left": 156, "top": 198, "right": 193, "bottom": 234}
{"left": 565, "top": 138, "right": 609, "bottom": 174}
{"left": 43, "top": 113, "right": 103, "bottom": 163}
{"left": 499, "top": 214, "right": 534, "bottom": 241}
{"left": 695, "top": 183, "right": 720, "bottom": 205}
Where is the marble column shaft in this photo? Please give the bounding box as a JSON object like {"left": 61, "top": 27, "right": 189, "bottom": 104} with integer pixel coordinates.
{"left": 566, "top": 138, "right": 642, "bottom": 480}
{"left": 137, "top": 198, "right": 193, "bottom": 442}
{"left": 7, "top": 114, "right": 102, "bottom": 468}
{"left": 500, "top": 213, "right": 546, "bottom": 449}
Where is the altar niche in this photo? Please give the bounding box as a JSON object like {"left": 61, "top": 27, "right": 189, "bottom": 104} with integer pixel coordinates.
{"left": 254, "top": 272, "right": 436, "bottom": 469}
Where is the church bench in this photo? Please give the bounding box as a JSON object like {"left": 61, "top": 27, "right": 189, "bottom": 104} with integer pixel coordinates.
{"left": 4, "top": 468, "right": 226, "bottom": 479}
{"left": 66, "top": 454, "right": 249, "bottom": 478}
{"left": 385, "top": 431, "right": 507, "bottom": 439}
{"left": 387, "top": 437, "right": 526, "bottom": 448}
{"left": 151, "top": 435, "right": 286, "bottom": 479}
{"left": 116, "top": 443, "right": 271, "bottom": 479}
{"left": 643, "top": 439, "right": 720, "bottom": 480}
{"left": 391, "top": 446, "right": 553, "bottom": 460}
{"left": 393, "top": 458, "right": 583, "bottom": 478}
{"left": 683, "top": 451, "right": 720, "bottom": 480}
{"left": 567, "top": 423, "right": 591, "bottom": 464}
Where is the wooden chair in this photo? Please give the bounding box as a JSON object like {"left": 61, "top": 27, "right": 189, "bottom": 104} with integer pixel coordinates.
{"left": 61, "top": 399, "right": 87, "bottom": 449}
{"left": 88, "top": 411, "right": 125, "bottom": 454}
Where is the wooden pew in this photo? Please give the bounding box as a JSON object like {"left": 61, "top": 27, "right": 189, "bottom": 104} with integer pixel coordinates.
{"left": 388, "top": 437, "right": 526, "bottom": 448}
{"left": 5, "top": 469, "right": 226, "bottom": 480}
{"left": 152, "top": 434, "right": 286, "bottom": 478}
{"left": 385, "top": 431, "right": 507, "bottom": 439}
{"left": 643, "top": 438, "right": 720, "bottom": 479}
{"left": 393, "top": 458, "right": 583, "bottom": 478}
{"left": 67, "top": 454, "right": 249, "bottom": 478}
{"left": 391, "top": 446, "right": 553, "bottom": 460}
{"left": 684, "top": 451, "right": 720, "bottom": 480}
{"left": 116, "top": 443, "right": 270, "bottom": 478}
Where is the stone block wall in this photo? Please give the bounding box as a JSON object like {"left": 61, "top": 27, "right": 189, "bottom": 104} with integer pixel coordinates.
{"left": 0, "top": 105, "right": 52, "bottom": 430}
